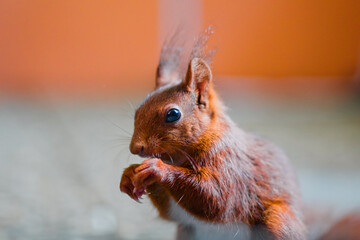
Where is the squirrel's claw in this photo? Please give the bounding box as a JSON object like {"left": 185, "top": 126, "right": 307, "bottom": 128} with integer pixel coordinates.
{"left": 133, "top": 187, "right": 146, "bottom": 203}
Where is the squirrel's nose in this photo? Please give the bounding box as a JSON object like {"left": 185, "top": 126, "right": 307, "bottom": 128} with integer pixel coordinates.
{"left": 129, "top": 141, "right": 145, "bottom": 156}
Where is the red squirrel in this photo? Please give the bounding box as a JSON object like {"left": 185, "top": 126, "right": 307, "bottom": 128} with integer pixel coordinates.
{"left": 120, "top": 31, "right": 306, "bottom": 239}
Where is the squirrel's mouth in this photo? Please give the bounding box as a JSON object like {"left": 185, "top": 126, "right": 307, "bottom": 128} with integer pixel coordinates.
{"left": 134, "top": 150, "right": 178, "bottom": 166}
{"left": 137, "top": 152, "right": 149, "bottom": 158}
{"left": 135, "top": 151, "right": 164, "bottom": 159}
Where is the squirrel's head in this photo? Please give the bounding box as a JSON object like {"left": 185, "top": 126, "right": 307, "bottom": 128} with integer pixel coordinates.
{"left": 129, "top": 57, "right": 223, "bottom": 165}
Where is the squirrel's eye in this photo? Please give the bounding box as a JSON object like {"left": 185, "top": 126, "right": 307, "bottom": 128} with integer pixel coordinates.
{"left": 165, "top": 108, "right": 181, "bottom": 123}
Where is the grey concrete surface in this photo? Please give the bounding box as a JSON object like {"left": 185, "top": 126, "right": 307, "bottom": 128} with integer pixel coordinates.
{"left": 0, "top": 96, "right": 359, "bottom": 240}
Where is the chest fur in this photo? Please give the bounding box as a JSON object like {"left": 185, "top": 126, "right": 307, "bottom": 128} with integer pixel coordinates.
{"left": 166, "top": 197, "right": 250, "bottom": 239}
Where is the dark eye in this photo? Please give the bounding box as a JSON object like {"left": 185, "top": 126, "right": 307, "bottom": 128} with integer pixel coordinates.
{"left": 165, "top": 108, "right": 181, "bottom": 123}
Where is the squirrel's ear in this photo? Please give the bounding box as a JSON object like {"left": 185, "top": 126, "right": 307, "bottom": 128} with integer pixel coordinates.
{"left": 184, "top": 58, "right": 212, "bottom": 107}
{"left": 155, "top": 64, "right": 179, "bottom": 89}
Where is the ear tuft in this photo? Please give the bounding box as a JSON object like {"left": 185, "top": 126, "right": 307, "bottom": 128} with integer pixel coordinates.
{"left": 155, "top": 37, "right": 183, "bottom": 89}
{"left": 184, "top": 58, "right": 212, "bottom": 106}
{"left": 155, "top": 63, "right": 179, "bottom": 89}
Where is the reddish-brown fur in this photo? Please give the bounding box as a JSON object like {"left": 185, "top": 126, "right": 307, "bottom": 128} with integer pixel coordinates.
{"left": 320, "top": 213, "right": 360, "bottom": 240}
{"left": 120, "top": 31, "right": 306, "bottom": 239}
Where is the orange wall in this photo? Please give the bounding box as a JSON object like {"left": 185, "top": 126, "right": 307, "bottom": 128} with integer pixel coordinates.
{"left": 204, "top": 0, "right": 360, "bottom": 77}
{"left": 0, "top": 1, "right": 159, "bottom": 96}
{"left": 0, "top": 1, "right": 359, "bottom": 97}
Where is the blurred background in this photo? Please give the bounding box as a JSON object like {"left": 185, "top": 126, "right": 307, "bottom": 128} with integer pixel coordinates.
{"left": 0, "top": 0, "right": 359, "bottom": 239}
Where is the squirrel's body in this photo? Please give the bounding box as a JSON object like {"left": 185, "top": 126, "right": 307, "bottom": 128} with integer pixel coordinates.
{"left": 120, "top": 32, "right": 306, "bottom": 239}
{"left": 134, "top": 83, "right": 305, "bottom": 239}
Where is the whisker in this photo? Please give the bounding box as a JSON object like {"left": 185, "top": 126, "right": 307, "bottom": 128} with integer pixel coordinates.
{"left": 163, "top": 144, "right": 199, "bottom": 172}
{"left": 157, "top": 146, "right": 174, "bottom": 165}
{"left": 106, "top": 137, "right": 131, "bottom": 143}
{"left": 105, "top": 133, "right": 132, "bottom": 138}
{"left": 165, "top": 152, "right": 174, "bottom": 164}
{"left": 103, "top": 116, "right": 132, "bottom": 137}
{"left": 177, "top": 194, "right": 184, "bottom": 205}
{"left": 125, "top": 99, "right": 136, "bottom": 112}
{"left": 176, "top": 147, "right": 198, "bottom": 171}
{"left": 106, "top": 142, "right": 129, "bottom": 150}
{"left": 112, "top": 145, "right": 130, "bottom": 165}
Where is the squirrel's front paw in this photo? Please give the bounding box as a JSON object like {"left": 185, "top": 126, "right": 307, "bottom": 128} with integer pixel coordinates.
{"left": 120, "top": 164, "right": 140, "bottom": 202}
{"left": 132, "top": 158, "right": 167, "bottom": 199}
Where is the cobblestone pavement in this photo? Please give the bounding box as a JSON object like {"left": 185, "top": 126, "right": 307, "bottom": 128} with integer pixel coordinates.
{"left": 1, "top": 96, "right": 359, "bottom": 240}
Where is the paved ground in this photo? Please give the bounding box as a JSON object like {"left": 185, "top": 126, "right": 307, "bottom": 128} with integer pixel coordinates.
{"left": 0, "top": 95, "right": 359, "bottom": 240}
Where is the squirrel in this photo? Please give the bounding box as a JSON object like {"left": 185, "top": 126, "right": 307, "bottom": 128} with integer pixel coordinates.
{"left": 119, "top": 30, "right": 306, "bottom": 239}
{"left": 119, "top": 30, "right": 358, "bottom": 240}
